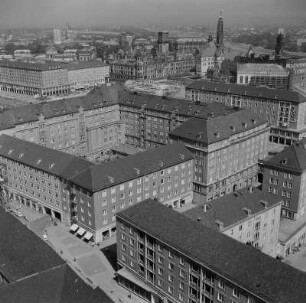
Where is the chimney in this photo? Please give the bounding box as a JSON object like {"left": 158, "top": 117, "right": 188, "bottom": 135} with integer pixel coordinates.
{"left": 215, "top": 220, "right": 224, "bottom": 230}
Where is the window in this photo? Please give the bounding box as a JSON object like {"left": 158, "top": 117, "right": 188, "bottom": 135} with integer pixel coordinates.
{"left": 158, "top": 256, "right": 163, "bottom": 264}
{"left": 218, "top": 280, "right": 225, "bottom": 290}
{"left": 168, "top": 275, "right": 174, "bottom": 283}
{"left": 168, "top": 251, "right": 174, "bottom": 259}
{"left": 168, "top": 286, "right": 173, "bottom": 294}
{"left": 120, "top": 184, "right": 124, "bottom": 191}
{"left": 179, "top": 269, "right": 185, "bottom": 278}
{"left": 158, "top": 267, "right": 163, "bottom": 275}
{"left": 179, "top": 282, "right": 184, "bottom": 290}
{"left": 217, "top": 292, "right": 224, "bottom": 302}
{"left": 179, "top": 257, "right": 185, "bottom": 266}
{"left": 178, "top": 293, "right": 183, "bottom": 301}
{"left": 233, "top": 288, "right": 239, "bottom": 298}
{"left": 168, "top": 263, "right": 174, "bottom": 271}
{"left": 102, "top": 190, "right": 107, "bottom": 197}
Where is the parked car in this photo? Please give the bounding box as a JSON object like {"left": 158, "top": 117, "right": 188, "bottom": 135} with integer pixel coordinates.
{"left": 42, "top": 234, "right": 48, "bottom": 241}
{"left": 15, "top": 211, "right": 23, "bottom": 217}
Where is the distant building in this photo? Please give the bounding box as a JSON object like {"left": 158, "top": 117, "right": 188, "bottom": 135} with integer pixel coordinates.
{"left": 200, "top": 46, "right": 224, "bottom": 76}
{"left": 13, "top": 49, "right": 32, "bottom": 60}
{"left": 169, "top": 109, "right": 269, "bottom": 201}
{"left": 0, "top": 60, "right": 70, "bottom": 99}
{"left": 116, "top": 199, "right": 306, "bottom": 303}
{"left": 286, "top": 57, "right": 306, "bottom": 93}
{"left": 237, "top": 63, "right": 290, "bottom": 89}
{"left": 53, "top": 28, "right": 62, "bottom": 44}
{"left": 66, "top": 61, "right": 109, "bottom": 91}
{"left": 184, "top": 187, "right": 282, "bottom": 257}
{"left": 186, "top": 80, "right": 306, "bottom": 147}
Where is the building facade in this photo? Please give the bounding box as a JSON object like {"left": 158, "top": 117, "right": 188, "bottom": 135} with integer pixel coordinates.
{"left": 68, "top": 142, "right": 194, "bottom": 242}
{"left": 116, "top": 199, "right": 306, "bottom": 303}
{"left": 0, "top": 135, "right": 93, "bottom": 225}
{"left": 66, "top": 61, "right": 109, "bottom": 91}
{"left": 186, "top": 80, "right": 306, "bottom": 147}
{"left": 0, "top": 61, "right": 70, "bottom": 99}
{"left": 184, "top": 188, "right": 282, "bottom": 257}
{"left": 0, "top": 93, "right": 125, "bottom": 161}
{"left": 169, "top": 110, "right": 270, "bottom": 201}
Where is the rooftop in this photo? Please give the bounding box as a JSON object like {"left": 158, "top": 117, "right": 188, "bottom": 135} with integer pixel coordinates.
{"left": 183, "top": 188, "right": 282, "bottom": 230}
{"left": 279, "top": 212, "right": 306, "bottom": 244}
{"left": 0, "top": 207, "right": 112, "bottom": 303}
{"left": 117, "top": 199, "right": 306, "bottom": 303}
{"left": 260, "top": 141, "right": 306, "bottom": 173}
{"left": 186, "top": 79, "right": 306, "bottom": 103}
{"left": 65, "top": 60, "right": 108, "bottom": 70}
{"left": 70, "top": 142, "right": 193, "bottom": 192}
{"left": 0, "top": 60, "right": 65, "bottom": 71}
{"left": 169, "top": 109, "right": 267, "bottom": 144}
{"left": 0, "top": 135, "right": 93, "bottom": 180}
{"left": 237, "top": 63, "right": 289, "bottom": 75}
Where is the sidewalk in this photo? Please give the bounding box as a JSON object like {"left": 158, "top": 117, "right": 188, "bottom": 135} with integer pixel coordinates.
{"left": 45, "top": 223, "right": 146, "bottom": 303}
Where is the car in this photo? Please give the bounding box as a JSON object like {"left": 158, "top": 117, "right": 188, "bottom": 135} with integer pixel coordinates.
{"left": 42, "top": 234, "right": 48, "bottom": 241}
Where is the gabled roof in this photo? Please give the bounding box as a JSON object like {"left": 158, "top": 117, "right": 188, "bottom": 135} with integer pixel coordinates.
{"left": 70, "top": 142, "right": 193, "bottom": 192}
{"left": 186, "top": 79, "right": 306, "bottom": 103}
{"left": 184, "top": 188, "right": 282, "bottom": 229}
{"left": 117, "top": 199, "right": 306, "bottom": 303}
{"left": 0, "top": 206, "right": 64, "bottom": 282}
{"left": 0, "top": 135, "right": 93, "bottom": 180}
{"left": 0, "top": 264, "right": 113, "bottom": 303}
{"left": 169, "top": 109, "right": 267, "bottom": 144}
{"left": 260, "top": 141, "right": 306, "bottom": 173}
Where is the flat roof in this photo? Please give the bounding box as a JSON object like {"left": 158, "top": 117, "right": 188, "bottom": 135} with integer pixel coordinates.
{"left": 279, "top": 213, "right": 306, "bottom": 244}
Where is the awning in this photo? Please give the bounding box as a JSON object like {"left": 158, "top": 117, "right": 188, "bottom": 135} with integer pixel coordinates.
{"left": 70, "top": 224, "right": 79, "bottom": 232}
{"left": 84, "top": 231, "right": 93, "bottom": 240}
{"left": 77, "top": 227, "right": 86, "bottom": 236}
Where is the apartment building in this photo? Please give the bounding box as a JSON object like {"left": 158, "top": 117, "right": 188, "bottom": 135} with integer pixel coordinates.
{"left": 116, "top": 199, "right": 306, "bottom": 303}
{"left": 184, "top": 188, "right": 282, "bottom": 257}
{"left": 0, "top": 134, "right": 93, "bottom": 225}
{"left": 185, "top": 80, "right": 306, "bottom": 146}
{"left": 66, "top": 61, "right": 109, "bottom": 91}
{"left": 118, "top": 86, "right": 240, "bottom": 149}
{"left": 68, "top": 142, "right": 194, "bottom": 242}
{"left": 237, "top": 63, "right": 289, "bottom": 89}
{"left": 0, "top": 91, "right": 125, "bottom": 161}
{"left": 169, "top": 109, "right": 270, "bottom": 200}
{"left": 110, "top": 57, "right": 196, "bottom": 81}
{"left": 0, "top": 60, "right": 70, "bottom": 99}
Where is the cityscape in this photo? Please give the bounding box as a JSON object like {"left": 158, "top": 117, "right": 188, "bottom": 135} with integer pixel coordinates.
{"left": 1, "top": 0, "right": 306, "bottom": 302}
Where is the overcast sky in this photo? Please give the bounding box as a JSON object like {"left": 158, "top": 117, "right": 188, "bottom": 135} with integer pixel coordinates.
{"left": 0, "top": 0, "right": 305, "bottom": 28}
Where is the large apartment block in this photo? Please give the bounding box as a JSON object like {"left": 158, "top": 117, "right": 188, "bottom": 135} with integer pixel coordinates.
{"left": 0, "top": 61, "right": 70, "bottom": 99}
{"left": 116, "top": 199, "right": 306, "bottom": 303}
{"left": 183, "top": 188, "right": 282, "bottom": 257}
{"left": 185, "top": 80, "right": 306, "bottom": 147}
{"left": 0, "top": 60, "right": 110, "bottom": 99}
{"left": 0, "top": 134, "right": 93, "bottom": 225}
{"left": 169, "top": 109, "right": 270, "bottom": 201}
{"left": 68, "top": 142, "right": 194, "bottom": 242}
{"left": 0, "top": 135, "right": 193, "bottom": 243}
{"left": 0, "top": 91, "right": 125, "bottom": 161}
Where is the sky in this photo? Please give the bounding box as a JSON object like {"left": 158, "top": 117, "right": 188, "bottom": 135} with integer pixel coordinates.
{"left": 0, "top": 0, "right": 305, "bottom": 28}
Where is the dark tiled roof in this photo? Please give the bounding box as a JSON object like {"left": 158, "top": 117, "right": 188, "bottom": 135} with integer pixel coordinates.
{"left": 117, "top": 200, "right": 306, "bottom": 303}
{"left": 186, "top": 79, "right": 306, "bottom": 103}
{"left": 0, "top": 60, "right": 65, "bottom": 71}
{"left": 169, "top": 109, "right": 267, "bottom": 144}
{"left": 0, "top": 264, "right": 113, "bottom": 303}
{"left": 260, "top": 141, "right": 306, "bottom": 173}
{"left": 0, "top": 135, "right": 93, "bottom": 180}
{"left": 70, "top": 142, "right": 193, "bottom": 192}
{"left": 184, "top": 188, "right": 282, "bottom": 229}
{"left": 113, "top": 85, "right": 239, "bottom": 119}
{"left": 0, "top": 206, "right": 64, "bottom": 282}
{"left": 0, "top": 90, "right": 118, "bottom": 131}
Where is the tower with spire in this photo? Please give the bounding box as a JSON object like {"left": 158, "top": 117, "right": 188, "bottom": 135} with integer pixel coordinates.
{"left": 215, "top": 12, "right": 224, "bottom": 50}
